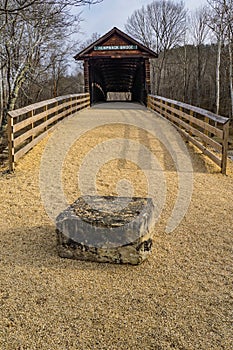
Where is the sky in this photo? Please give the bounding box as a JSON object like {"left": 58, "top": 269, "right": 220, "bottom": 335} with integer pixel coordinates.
{"left": 78, "top": 0, "right": 207, "bottom": 40}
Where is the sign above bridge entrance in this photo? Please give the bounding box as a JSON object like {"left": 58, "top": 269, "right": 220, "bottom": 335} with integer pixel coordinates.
{"left": 74, "top": 27, "right": 157, "bottom": 60}
{"left": 94, "top": 45, "right": 138, "bottom": 51}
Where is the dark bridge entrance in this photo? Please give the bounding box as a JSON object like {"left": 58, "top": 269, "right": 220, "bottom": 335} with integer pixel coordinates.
{"left": 74, "top": 27, "right": 157, "bottom": 105}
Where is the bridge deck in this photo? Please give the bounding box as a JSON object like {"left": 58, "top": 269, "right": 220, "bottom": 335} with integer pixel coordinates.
{"left": 0, "top": 102, "right": 233, "bottom": 349}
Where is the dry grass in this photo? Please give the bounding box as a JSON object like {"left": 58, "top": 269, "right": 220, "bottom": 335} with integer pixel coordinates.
{"left": 0, "top": 105, "right": 232, "bottom": 350}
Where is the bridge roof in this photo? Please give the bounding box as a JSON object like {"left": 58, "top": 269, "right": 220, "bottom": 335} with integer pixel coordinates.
{"left": 74, "top": 27, "right": 157, "bottom": 97}
{"left": 74, "top": 27, "right": 157, "bottom": 60}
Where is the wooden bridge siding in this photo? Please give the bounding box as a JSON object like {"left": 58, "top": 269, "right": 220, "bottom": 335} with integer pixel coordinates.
{"left": 148, "top": 95, "right": 230, "bottom": 174}
{"left": 8, "top": 94, "right": 90, "bottom": 171}
{"left": 145, "top": 59, "right": 151, "bottom": 94}
{"left": 84, "top": 61, "right": 90, "bottom": 94}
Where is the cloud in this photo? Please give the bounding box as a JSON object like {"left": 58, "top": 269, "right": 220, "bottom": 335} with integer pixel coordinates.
{"left": 80, "top": 0, "right": 152, "bottom": 38}
{"left": 79, "top": 0, "right": 207, "bottom": 41}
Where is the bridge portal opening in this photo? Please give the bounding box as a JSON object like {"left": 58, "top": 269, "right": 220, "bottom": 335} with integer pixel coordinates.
{"left": 74, "top": 27, "right": 157, "bottom": 105}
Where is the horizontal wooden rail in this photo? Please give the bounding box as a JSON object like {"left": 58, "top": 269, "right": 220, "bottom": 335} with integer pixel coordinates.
{"left": 148, "top": 95, "right": 230, "bottom": 174}
{"left": 8, "top": 93, "right": 90, "bottom": 171}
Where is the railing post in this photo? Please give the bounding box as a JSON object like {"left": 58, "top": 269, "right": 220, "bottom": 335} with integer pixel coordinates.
{"left": 203, "top": 116, "right": 210, "bottom": 147}
{"left": 69, "top": 96, "right": 73, "bottom": 116}
{"left": 204, "top": 116, "right": 210, "bottom": 136}
{"left": 154, "top": 97, "right": 157, "bottom": 112}
{"left": 73, "top": 95, "right": 77, "bottom": 114}
{"left": 170, "top": 103, "right": 175, "bottom": 122}
{"left": 189, "top": 110, "right": 193, "bottom": 136}
{"left": 160, "top": 98, "right": 164, "bottom": 117}
{"left": 147, "top": 95, "right": 151, "bottom": 109}
{"left": 55, "top": 100, "right": 59, "bottom": 125}
{"left": 179, "top": 106, "right": 183, "bottom": 122}
{"left": 44, "top": 104, "right": 48, "bottom": 130}
{"left": 77, "top": 94, "right": 81, "bottom": 111}
{"left": 221, "top": 120, "right": 229, "bottom": 174}
{"left": 7, "top": 113, "right": 14, "bottom": 171}
{"left": 30, "top": 110, "right": 34, "bottom": 141}
{"left": 164, "top": 101, "right": 168, "bottom": 118}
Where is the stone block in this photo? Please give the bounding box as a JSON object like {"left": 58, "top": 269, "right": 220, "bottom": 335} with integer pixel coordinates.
{"left": 56, "top": 195, "right": 155, "bottom": 265}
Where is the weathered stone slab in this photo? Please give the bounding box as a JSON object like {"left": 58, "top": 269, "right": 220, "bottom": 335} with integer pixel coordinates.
{"left": 56, "top": 195, "right": 155, "bottom": 265}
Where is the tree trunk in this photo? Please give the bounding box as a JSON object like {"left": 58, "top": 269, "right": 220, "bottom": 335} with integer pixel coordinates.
{"left": 182, "top": 45, "right": 188, "bottom": 103}
{"left": 228, "top": 41, "right": 233, "bottom": 120}
{"left": 0, "top": 66, "right": 8, "bottom": 127}
{"left": 157, "top": 51, "right": 166, "bottom": 95}
{"left": 216, "top": 37, "right": 222, "bottom": 115}
{"left": 7, "top": 64, "right": 29, "bottom": 112}
{"left": 0, "top": 68, "right": 4, "bottom": 129}
{"left": 196, "top": 45, "right": 201, "bottom": 107}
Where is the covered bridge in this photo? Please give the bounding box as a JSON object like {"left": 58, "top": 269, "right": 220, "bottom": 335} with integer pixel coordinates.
{"left": 74, "top": 27, "right": 157, "bottom": 105}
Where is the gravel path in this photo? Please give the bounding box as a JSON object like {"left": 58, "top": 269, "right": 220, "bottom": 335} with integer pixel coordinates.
{"left": 0, "top": 103, "right": 232, "bottom": 350}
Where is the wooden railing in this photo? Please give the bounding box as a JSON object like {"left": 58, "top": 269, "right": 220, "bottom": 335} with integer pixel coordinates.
{"left": 8, "top": 93, "right": 90, "bottom": 171}
{"left": 148, "top": 95, "right": 230, "bottom": 174}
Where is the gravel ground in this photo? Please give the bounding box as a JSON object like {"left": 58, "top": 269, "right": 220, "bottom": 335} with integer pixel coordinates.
{"left": 0, "top": 103, "right": 232, "bottom": 350}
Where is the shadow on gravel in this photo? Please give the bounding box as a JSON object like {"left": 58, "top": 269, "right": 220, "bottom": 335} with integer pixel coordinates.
{"left": 0, "top": 225, "right": 150, "bottom": 272}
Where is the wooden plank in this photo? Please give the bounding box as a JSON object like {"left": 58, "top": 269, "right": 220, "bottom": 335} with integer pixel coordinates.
{"left": 151, "top": 101, "right": 223, "bottom": 152}
{"left": 150, "top": 94, "right": 229, "bottom": 124}
{"left": 14, "top": 113, "right": 57, "bottom": 147}
{"left": 13, "top": 97, "right": 90, "bottom": 133}
{"left": 44, "top": 104, "right": 48, "bottom": 131}
{"left": 162, "top": 109, "right": 222, "bottom": 152}
{"left": 14, "top": 100, "right": 90, "bottom": 147}
{"left": 221, "top": 121, "right": 230, "bottom": 174}
{"left": 152, "top": 98, "right": 223, "bottom": 138}
{"left": 177, "top": 127, "right": 222, "bottom": 168}
{"left": 10, "top": 94, "right": 90, "bottom": 167}
{"left": 30, "top": 110, "right": 34, "bottom": 141}
{"left": 9, "top": 100, "right": 55, "bottom": 118}
{"left": 8, "top": 93, "right": 90, "bottom": 118}
{"left": 84, "top": 61, "right": 90, "bottom": 93}
{"left": 65, "top": 100, "right": 90, "bottom": 115}
{"left": 204, "top": 117, "right": 209, "bottom": 136}
{"left": 145, "top": 58, "right": 151, "bottom": 93}
{"left": 149, "top": 101, "right": 222, "bottom": 169}
{"left": 7, "top": 114, "right": 14, "bottom": 171}
{"left": 13, "top": 104, "right": 58, "bottom": 132}
{"left": 14, "top": 124, "right": 58, "bottom": 162}
{"left": 189, "top": 110, "right": 194, "bottom": 136}
{"left": 154, "top": 98, "right": 223, "bottom": 138}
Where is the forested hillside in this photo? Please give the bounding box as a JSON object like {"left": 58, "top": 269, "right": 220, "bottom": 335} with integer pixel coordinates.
{"left": 152, "top": 43, "right": 232, "bottom": 117}
{"left": 126, "top": 0, "right": 233, "bottom": 120}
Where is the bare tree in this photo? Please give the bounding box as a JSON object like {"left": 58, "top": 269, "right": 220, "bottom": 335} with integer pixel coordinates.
{"left": 0, "top": 0, "right": 103, "bottom": 13}
{"left": 79, "top": 32, "right": 101, "bottom": 50}
{"left": 223, "top": 0, "right": 233, "bottom": 119}
{"left": 189, "top": 6, "right": 210, "bottom": 106}
{"left": 47, "top": 42, "right": 79, "bottom": 97}
{"left": 125, "top": 6, "right": 155, "bottom": 50}
{"left": 207, "top": 0, "right": 228, "bottom": 114}
{"left": 1, "top": 1, "right": 74, "bottom": 112}
{"left": 125, "top": 0, "right": 187, "bottom": 94}
{"left": 0, "top": 0, "right": 103, "bottom": 127}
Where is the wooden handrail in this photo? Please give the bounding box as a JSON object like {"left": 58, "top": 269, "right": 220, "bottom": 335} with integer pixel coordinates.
{"left": 8, "top": 93, "right": 89, "bottom": 118}
{"left": 148, "top": 95, "right": 230, "bottom": 174}
{"left": 8, "top": 93, "right": 90, "bottom": 171}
